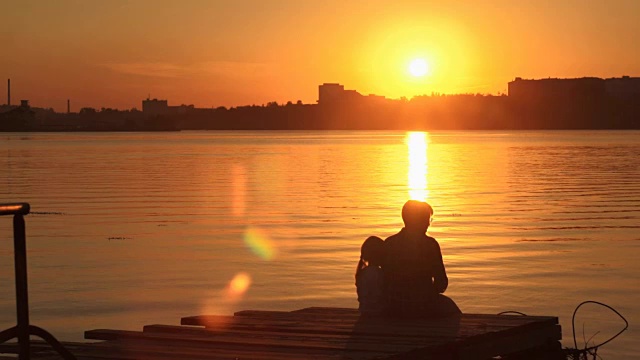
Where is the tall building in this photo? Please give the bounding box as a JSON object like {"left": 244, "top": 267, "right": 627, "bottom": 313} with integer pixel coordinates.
{"left": 508, "top": 77, "right": 605, "bottom": 100}
{"left": 142, "top": 98, "right": 169, "bottom": 115}
{"left": 318, "top": 83, "right": 365, "bottom": 104}
{"left": 318, "top": 83, "right": 345, "bottom": 104}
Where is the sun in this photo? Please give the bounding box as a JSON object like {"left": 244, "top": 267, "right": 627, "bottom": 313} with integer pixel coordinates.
{"left": 408, "top": 58, "right": 429, "bottom": 77}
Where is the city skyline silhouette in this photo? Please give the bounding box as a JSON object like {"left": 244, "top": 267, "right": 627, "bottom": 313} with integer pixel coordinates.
{"left": 2, "top": 1, "right": 640, "bottom": 112}
{"left": 2, "top": 76, "right": 639, "bottom": 131}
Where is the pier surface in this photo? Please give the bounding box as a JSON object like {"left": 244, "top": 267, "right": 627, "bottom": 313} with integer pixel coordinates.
{"left": 0, "top": 307, "right": 561, "bottom": 359}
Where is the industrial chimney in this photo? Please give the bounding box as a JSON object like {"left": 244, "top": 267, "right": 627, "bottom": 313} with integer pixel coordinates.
{"left": 7, "top": 79, "right": 10, "bottom": 106}
{"left": 67, "top": 99, "right": 70, "bottom": 114}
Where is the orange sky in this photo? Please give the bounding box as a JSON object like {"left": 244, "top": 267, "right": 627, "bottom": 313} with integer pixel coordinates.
{"left": 2, "top": 0, "right": 640, "bottom": 112}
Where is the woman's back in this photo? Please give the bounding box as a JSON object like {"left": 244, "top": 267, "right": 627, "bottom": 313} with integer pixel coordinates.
{"left": 356, "top": 265, "right": 385, "bottom": 315}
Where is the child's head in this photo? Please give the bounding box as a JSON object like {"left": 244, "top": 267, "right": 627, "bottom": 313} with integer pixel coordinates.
{"left": 360, "top": 236, "right": 384, "bottom": 266}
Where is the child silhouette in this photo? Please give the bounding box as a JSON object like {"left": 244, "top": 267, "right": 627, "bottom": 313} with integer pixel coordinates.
{"left": 355, "top": 236, "right": 385, "bottom": 316}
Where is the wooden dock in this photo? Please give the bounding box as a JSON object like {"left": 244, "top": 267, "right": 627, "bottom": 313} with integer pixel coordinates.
{"left": 0, "top": 307, "right": 562, "bottom": 359}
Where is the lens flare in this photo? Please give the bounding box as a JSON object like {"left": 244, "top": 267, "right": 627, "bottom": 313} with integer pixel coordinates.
{"left": 199, "top": 272, "right": 253, "bottom": 330}
{"left": 227, "top": 272, "right": 251, "bottom": 297}
{"left": 243, "top": 226, "right": 277, "bottom": 260}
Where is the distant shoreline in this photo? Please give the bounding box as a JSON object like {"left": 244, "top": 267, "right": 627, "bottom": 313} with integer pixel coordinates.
{"left": 3, "top": 78, "right": 640, "bottom": 131}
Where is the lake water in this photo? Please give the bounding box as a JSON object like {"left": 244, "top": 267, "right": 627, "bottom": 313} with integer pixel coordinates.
{"left": 1, "top": 131, "right": 639, "bottom": 359}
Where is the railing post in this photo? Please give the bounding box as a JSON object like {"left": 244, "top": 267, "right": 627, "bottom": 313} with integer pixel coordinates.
{"left": 13, "top": 213, "right": 30, "bottom": 360}
{"left": 2, "top": 203, "right": 76, "bottom": 360}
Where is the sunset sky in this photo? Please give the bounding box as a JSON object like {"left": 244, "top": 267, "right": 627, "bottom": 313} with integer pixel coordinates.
{"left": 2, "top": 0, "right": 640, "bottom": 112}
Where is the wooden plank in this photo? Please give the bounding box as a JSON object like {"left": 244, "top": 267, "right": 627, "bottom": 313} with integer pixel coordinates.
{"left": 32, "top": 347, "right": 332, "bottom": 360}
{"left": 33, "top": 343, "right": 303, "bottom": 360}
{"left": 290, "top": 307, "right": 559, "bottom": 324}
{"left": 206, "top": 310, "right": 556, "bottom": 330}
{"left": 252, "top": 312, "right": 557, "bottom": 342}
{"left": 66, "top": 339, "right": 370, "bottom": 360}
{"left": 214, "top": 316, "right": 550, "bottom": 336}
{"left": 126, "top": 337, "right": 380, "bottom": 360}
{"left": 292, "top": 306, "right": 359, "bottom": 315}
{"left": 232, "top": 309, "right": 558, "bottom": 327}
{"left": 183, "top": 313, "right": 555, "bottom": 336}
{"left": 80, "top": 334, "right": 380, "bottom": 360}
{"left": 142, "top": 324, "right": 453, "bottom": 350}
{"left": 179, "top": 315, "right": 524, "bottom": 342}
{"left": 84, "top": 328, "right": 414, "bottom": 356}
{"left": 181, "top": 317, "right": 519, "bottom": 344}
{"left": 290, "top": 308, "right": 560, "bottom": 337}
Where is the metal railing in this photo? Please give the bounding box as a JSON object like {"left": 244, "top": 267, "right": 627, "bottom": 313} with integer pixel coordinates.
{"left": 0, "top": 203, "right": 77, "bottom": 360}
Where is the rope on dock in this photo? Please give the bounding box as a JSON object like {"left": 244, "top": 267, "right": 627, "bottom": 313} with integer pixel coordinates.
{"left": 568, "top": 300, "right": 629, "bottom": 360}
{"left": 498, "top": 300, "right": 628, "bottom": 360}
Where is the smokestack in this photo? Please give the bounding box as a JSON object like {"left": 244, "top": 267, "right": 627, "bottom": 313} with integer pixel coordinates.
{"left": 7, "top": 79, "right": 10, "bottom": 106}
{"left": 67, "top": 99, "right": 70, "bottom": 114}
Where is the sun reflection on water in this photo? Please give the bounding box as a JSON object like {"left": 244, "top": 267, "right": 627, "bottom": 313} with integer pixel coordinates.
{"left": 406, "top": 132, "right": 429, "bottom": 201}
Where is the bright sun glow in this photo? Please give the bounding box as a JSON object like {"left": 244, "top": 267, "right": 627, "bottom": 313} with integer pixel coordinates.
{"left": 408, "top": 58, "right": 429, "bottom": 77}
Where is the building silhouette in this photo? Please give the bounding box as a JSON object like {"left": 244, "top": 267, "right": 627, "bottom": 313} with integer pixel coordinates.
{"left": 142, "top": 98, "right": 169, "bottom": 116}
{"left": 318, "top": 83, "right": 366, "bottom": 105}
{"left": 508, "top": 76, "right": 640, "bottom": 100}
{"left": 508, "top": 77, "right": 605, "bottom": 100}
{"left": 142, "top": 98, "right": 194, "bottom": 117}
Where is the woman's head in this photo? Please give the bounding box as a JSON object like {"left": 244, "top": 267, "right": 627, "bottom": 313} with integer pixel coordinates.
{"left": 360, "top": 236, "right": 384, "bottom": 265}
